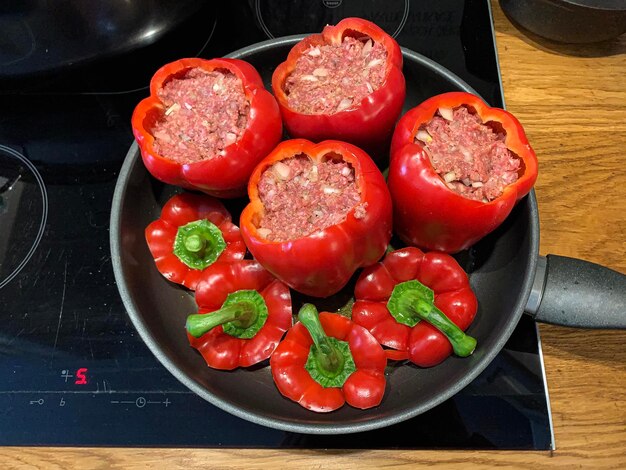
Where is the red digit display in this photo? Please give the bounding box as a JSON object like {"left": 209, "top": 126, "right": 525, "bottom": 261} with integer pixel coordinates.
{"left": 75, "top": 368, "right": 88, "bottom": 385}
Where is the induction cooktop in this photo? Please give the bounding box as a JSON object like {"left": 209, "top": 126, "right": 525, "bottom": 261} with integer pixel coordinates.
{"left": 0, "top": 0, "right": 554, "bottom": 449}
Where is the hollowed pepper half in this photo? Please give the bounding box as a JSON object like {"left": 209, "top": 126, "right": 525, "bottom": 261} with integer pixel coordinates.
{"left": 132, "top": 58, "right": 282, "bottom": 198}
{"left": 388, "top": 91, "right": 538, "bottom": 253}
{"left": 240, "top": 139, "right": 392, "bottom": 298}
{"left": 272, "top": 18, "right": 405, "bottom": 158}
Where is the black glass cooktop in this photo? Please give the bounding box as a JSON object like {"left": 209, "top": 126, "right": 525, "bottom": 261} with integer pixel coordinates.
{"left": 0, "top": 0, "right": 553, "bottom": 449}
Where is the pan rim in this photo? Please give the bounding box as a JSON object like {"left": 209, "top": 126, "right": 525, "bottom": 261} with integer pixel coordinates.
{"left": 110, "top": 36, "right": 540, "bottom": 434}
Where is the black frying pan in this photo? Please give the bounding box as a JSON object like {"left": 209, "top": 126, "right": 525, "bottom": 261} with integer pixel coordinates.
{"left": 110, "top": 37, "right": 626, "bottom": 434}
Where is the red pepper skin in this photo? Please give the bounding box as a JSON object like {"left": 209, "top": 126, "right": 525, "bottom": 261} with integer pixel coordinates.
{"left": 352, "top": 247, "right": 478, "bottom": 367}
{"left": 270, "top": 312, "right": 386, "bottom": 412}
{"left": 189, "top": 261, "right": 292, "bottom": 370}
{"left": 240, "top": 139, "right": 393, "bottom": 298}
{"left": 388, "top": 91, "right": 538, "bottom": 253}
{"left": 132, "top": 58, "right": 282, "bottom": 198}
{"left": 145, "top": 193, "right": 247, "bottom": 290}
{"left": 271, "top": 18, "right": 405, "bottom": 158}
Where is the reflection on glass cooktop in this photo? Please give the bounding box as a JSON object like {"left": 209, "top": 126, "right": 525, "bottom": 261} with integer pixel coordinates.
{"left": 0, "top": 0, "right": 552, "bottom": 449}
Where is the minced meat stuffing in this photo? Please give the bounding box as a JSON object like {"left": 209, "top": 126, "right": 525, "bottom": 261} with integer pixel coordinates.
{"left": 152, "top": 68, "right": 249, "bottom": 163}
{"left": 284, "top": 37, "right": 387, "bottom": 115}
{"left": 418, "top": 106, "right": 521, "bottom": 202}
{"left": 257, "top": 155, "right": 364, "bottom": 241}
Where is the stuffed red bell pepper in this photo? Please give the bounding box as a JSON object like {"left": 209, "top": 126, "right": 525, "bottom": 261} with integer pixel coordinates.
{"left": 145, "top": 193, "right": 247, "bottom": 290}
{"left": 352, "top": 247, "right": 478, "bottom": 367}
{"left": 185, "top": 260, "right": 292, "bottom": 370}
{"left": 388, "top": 91, "right": 538, "bottom": 253}
{"left": 271, "top": 18, "right": 405, "bottom": 158}
{"left": 240, "top": 139, "right": 392, "bottom": 298}
{"left": 132, "top": 58, "right": 282, "bottom": 198}
{"left": 270, "top": 304, "right": 386, "bottom": 412}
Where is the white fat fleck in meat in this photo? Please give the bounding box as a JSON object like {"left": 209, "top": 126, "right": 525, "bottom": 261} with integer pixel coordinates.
{"left": 418, "top": 106, "right": 521, "bottom": 201}
{"left": 152, "top": 68, "right": 249, "bottom": 164}
{"left": 257, "top": 155, "right": 363, "bottom": 241}
{"left": 285, "top": 37, "right": 388, "bottom": 115}
{"left": 353, "top": 202, "right": 368, "bottom": 219}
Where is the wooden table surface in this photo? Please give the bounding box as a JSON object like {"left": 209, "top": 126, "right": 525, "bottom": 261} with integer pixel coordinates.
{"left": 3, "top": 2, "right": 625, "bottom": 469}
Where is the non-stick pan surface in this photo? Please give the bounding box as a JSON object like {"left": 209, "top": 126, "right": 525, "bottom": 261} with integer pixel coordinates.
{"left": 110, "top": 36, "right": 538, "bottom": 434}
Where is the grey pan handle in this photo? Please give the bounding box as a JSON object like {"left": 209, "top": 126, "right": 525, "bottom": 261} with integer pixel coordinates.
{"left": 526, "top": 255, "right": 626, "bottom": 329}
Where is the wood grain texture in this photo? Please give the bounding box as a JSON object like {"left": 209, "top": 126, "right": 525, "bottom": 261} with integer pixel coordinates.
{"left": 2, "top": 2, "right": 625, "bottom": 469}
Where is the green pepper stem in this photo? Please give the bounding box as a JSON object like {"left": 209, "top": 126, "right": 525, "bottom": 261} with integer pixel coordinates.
{"left": 298, "top": 304, "right": 344, "bottom": 374}
{"left": 388, "top": 281, "right": 477, "bottom": 357}
{"left": 173, "top": 219, "right": 227, "bottom": 270}
{"left": 413, "top": 298, "right": 476, "bottom": 356}
{"left": 183, "top": 234, "right": 205, "bottom": 253}
{"left": 186, "top": 303, "right": 256, "bottom": 338}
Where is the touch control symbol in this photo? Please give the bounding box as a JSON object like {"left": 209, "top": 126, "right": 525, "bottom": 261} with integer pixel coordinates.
{"left": 111, "top": 397, "right": 171, "bottom": 408}
{"left": 60, "top": 369, "right": 73, "bottom": 382}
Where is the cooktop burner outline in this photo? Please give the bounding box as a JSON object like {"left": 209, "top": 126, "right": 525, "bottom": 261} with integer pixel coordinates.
{"left": 254, "top": 0, "right": 410, "bottom": 39}
{"left": 0, "top": 144, "right": 48, "bottom": 290}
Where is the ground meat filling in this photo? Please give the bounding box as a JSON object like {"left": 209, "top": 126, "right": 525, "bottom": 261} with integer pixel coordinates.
{"left": 152, "top": 68, "right": 249, "bottom": 164}
{"left": 257, "top": 155, "right": 364, "bottom": 241}
{"left": 417, "top": 106, "right": 521, "bottom": 202}
{"left": 284, "top": 37, "right": 387, "bottom": 115}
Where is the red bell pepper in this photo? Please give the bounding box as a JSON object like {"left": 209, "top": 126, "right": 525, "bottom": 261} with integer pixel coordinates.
{"left": 352, "top": 247, "right": 478, "bottom": 368}
{"left": 186, "top": 260, "right": 292, "bottom": 370}
{"left": 145, "top": 193, "right": 246, "bottom": 291}
{"left": 132, "top": 58, "right": 282, "bottom": 198}
{"left": 240, "top": 139, "right": 393, "bottom": 298}
{"left": 270, "top": 304, "right": 386, "bottom": 412}
{"left": 271, "top": 18, "right": 405, "bottom": 158}
{"left": 388, "top": 91, "right": 538, "bottom": 253}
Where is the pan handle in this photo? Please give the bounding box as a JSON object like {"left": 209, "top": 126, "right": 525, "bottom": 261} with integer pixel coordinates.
{"left": 525, "top": 255, "right": 626, "bottom": 329}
